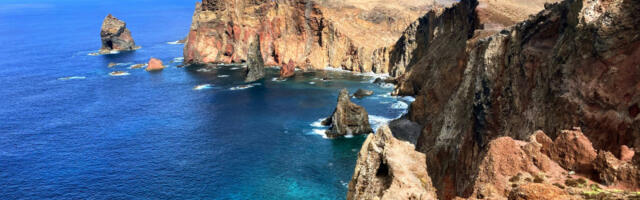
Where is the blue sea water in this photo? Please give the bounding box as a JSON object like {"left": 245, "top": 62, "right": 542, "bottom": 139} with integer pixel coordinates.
{"left": 0, "top": 1, "right": 410, "bottom": 199}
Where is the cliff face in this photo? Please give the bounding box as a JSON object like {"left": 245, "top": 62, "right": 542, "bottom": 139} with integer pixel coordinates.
{"left": 184, "top": 0, "right": 446, "bottom": 73}
{"left": 385, "top": 0, "right": 640, "bottom": 198}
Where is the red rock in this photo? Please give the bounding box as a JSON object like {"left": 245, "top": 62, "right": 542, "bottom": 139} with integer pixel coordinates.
{"left": 621, "top": 145, "right": 635, "bottom": 162}
{"left": 280, "top": 59, "right": 295, "bottom": 78}
{"left": 146, "top": 58, "right": 164, "bottom": 71}
{"left": 508, "top": 183, "right": 576, "bottom": 200}
{"left": 549, "top": 128, "right": 597, "bottom": 174}
{"left": 593, "top": 151, "right": 640, "bottom": 189}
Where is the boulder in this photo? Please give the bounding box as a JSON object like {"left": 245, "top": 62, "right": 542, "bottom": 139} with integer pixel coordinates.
{"left": 353, "top": 89, "right": 373, "bottom": 99}
{"left": 99, "top": 14, "right": 137, "bottom": 53}
{"left": 244, "top": 35, "right": 265, "bottom": 82}
{"left": 146, "top": 58, "right": 165, "bottom": 71}
{"left": 280, "top": 59, "right": 295, "bottom": 78}
{"left": 323, "top": 89, "right": 373, "bottom": 138}
{"left": 548, "top": 128, "right": 598, "bottom": 174}
{"left": 593, "top": 151, "right": 640, "bottom": 188}
{"left": 347, "top": 125, "right": 437, "bottom": 200}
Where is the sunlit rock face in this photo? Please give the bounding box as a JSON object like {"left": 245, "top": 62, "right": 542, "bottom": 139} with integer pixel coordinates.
{"left": 183, "top": 0, "right": 449, "bottom": 73}
{"left": 384, "top": 0, "right": 640, "bottom": 198}
{"left": 100, "top": 14, "right": 137, "bottom": 53}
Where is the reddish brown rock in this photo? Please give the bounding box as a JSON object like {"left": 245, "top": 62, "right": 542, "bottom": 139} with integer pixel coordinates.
{"left": 99, "top": 14, "right": 138, "bottom": 53}
{"left": 280, "top": 59, "right": 295, "bottom": 78}
{"left": 183, "top": 0, "right": 448, "bottom": 73}
{"left": 508, "top": 183, "right": 576, "bottom": 200}
{"left": 621, "top": 145, "right": 635, "bottom": 162}
{"left": 146, "top": 58, "right": 164, "bottom": 71}
{"left": 548, "top": 128, "right": 598, "bottom": 174}
{"left": 593, "top": 151, "right": 640, "bottom": 189}
{"left": 347, "top": 125, "right": 438, "bottom": 200}
{"left": 384, "top": 0, "right": 640, "bottom": 197}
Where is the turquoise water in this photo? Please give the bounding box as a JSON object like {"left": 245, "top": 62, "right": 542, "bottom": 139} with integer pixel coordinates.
{"left": 0, "top": 0, "right": 410, "bottom": 199}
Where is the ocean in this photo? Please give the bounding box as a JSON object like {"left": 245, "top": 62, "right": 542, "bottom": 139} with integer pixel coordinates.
{"left": 0, "top": 0, "right": 411, "bottom": 199}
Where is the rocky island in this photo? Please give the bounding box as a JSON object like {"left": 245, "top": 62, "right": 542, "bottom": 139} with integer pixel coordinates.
{"left": 99, "top": 14, "right": 139, "bottom": 54}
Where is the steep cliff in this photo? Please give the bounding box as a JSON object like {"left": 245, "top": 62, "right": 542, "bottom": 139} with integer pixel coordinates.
{"left": 383, "top": 0, "right": 640, "bottom": 198}
{"left": 183, "top": 0, "right": 446, "bottom": 73}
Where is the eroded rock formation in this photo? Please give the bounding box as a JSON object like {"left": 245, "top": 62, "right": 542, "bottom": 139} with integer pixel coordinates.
{"left": 347, "top": 125, "right": 437, "bottom": 200}
{"left": 353, "top": 89, "right": 373, "bottom": 99}
{"left": 100, "top": 14, "right": 138, "bottom": 53}
{"left": 346, "top": 0, "right": 640, "bottom": 198}
{"left": 183, "top": 0, "right": 447, "bottom": 73}
{"left": 245, "top": 35, "right": 265, "bottom": 82}
{"left": 323, "top": 89, "right": 373, "bottom": 138}
{"left": 280, "top": 59, "right": 296, "bottom": 78}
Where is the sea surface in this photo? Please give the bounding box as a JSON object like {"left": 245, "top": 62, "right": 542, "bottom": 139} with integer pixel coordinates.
{"left": 0, "top": 1, "right": 411, "bottom": 199}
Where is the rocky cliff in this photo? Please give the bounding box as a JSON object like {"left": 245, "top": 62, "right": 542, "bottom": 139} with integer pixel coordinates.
{"left": 348, "top": 0, "right": 640, "bottom": 198}
{"left": 183, "top": 0, "right": 446, "bottom": 73}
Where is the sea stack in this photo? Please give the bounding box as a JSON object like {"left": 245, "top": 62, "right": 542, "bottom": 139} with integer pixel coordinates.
{"left": 322, "top": 89, "right": 373, "bottom": 138}
{"left": 146, "top": 58, "right": 164, "bottom": 71}
{"left": 244, "top": 35, "right": 265, "bottom": 83}
{"left": 99, "top": 14, "right": 138, "bottom": 54}
{"left": 279, "top": 59, "right": 295, "bottom": 78}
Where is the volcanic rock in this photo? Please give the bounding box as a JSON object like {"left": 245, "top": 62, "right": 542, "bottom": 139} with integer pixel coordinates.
{"left": 323, "top": 89, "right": 373, "bottom": 138}
{"left": 347, "top": 125, "right": 437, "bottom": 200}
{"left": 244, "top": 35, "right": 265, "bottom": 82}
{"left": 621, "top": 145, "right": 635, "bottom": 162}
{"left": 353, "top": 89, "right": 373, "bottom": 99}
{"left": 146, "top": 58, "right": 165, "bottom": 71}
{"left": 593, "top": 151, "right": 640, "bottom": 188}
{"left": 183, "top": 0, "right": 448, "bottom": 73}
{"left": 280, "top": 59, "right": 295, "bottom": 78}
{"left": 99, "top": 14, "right": 138, "bottom": 54}
{"left": 383, "top": 0, "right": 640, "bottom": 197}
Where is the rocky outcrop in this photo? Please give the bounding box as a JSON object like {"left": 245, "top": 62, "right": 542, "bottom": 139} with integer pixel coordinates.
{"left": 183, "top": 0, "right": 447, "bottom": 73}
{"left": 374, "top": 0, "right": 640, "bottom": 198}
{"left": 146, "top": 58, "right": 165, "bottom": 71}
{"left": 245, "top": 36, "right": 265, "bottom": 82}
{"left": 100, "top": 14, "right": 138, "bottom": 54}
{"left": 593, "top": 151, "right": 640, "bottom": 189}
{"left": 347, "top": 125, "right": 438, "bottom": 200}
{"left": 323, "top": 89, "right": 373, "bottom": 138}
{"left": 353, "top": 89, "right": 373, "bottom": 99}
{"left": 280, "top": 59, "right": 296, "bottom": 78}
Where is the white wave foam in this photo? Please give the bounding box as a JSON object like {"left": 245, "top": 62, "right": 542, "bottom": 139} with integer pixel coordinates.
{"left": 109, "top": 71, "right": 130, "bottom": 76}
{"left": 309, "top": 82, "right": 316, "bottom": 85}
{"left": 400, "top": 96, "right": 416, "bottom": 103}
{"left": 391, "top": 101, "right": 409, "bottom": 109}
{"left": 271, "top": 77, "right": 286, "bottom": 82}
{"left": 230, "top": 67, "right": 241, "bottom": 70}
{"left": 57, "top": 76, "right": 86, "bottom": 80}
{"left": 167, "top": 40, "right": 182, "bottom": 45}
{"left": 310, "top": 129, "right": 328, "bottom": 139}
{"left": 173, "top": 57, "right": 184, "bottom": 62}
{"left": 217, "top": 75, "right": 230, "bottom": 78}
{"left": 193, "top": 84, "right": 213, "bottom": 90}
{"left": 311, "top": 118, "right": 327, "bottom": 128}
{"left": 368, "top": 115, "right": 393, "bottom": 130}
{"left": 196, "top": 68, "right": 214, "bottom": 73}
{"left": 229, "top": 83, "right": 261, "bottom": 91}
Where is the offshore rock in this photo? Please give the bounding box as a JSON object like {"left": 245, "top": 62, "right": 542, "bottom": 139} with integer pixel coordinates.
{"left": 146, "top": 58, "right": 164, "bottom": 71}
{"left": 347, "top": 125, "right": 438, "bottom": 200}
{"left": 280, "top": 59, "right": 296, "bottom": 78}
{"left": 385, "top": 0, "right": 640, "bottom": 197}
{"left": 99, "top": 14, "right": 138, "bottom": 53}
{"left": 244, "top": 35, "right": 265, "bottom": 83}
{"left": 352, "top": 89, "right": 373, "bottom": 99}
{"left": 323, "top": 89, "right": 372, "bottom": 138}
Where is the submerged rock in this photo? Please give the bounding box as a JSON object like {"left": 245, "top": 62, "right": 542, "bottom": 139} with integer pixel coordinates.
{"left": 353, "top": 89, "right": 373, "bottom": 99}
{"left": 99, "top": 14, "right": 138, "bottom": 54}
{"left": 347, "top": 125, "right": 437, "bottom": 200}
{"left": 323, "top": 89, "right": 373, "bottom": 138}
{"left": 107, "top": 62, "right": 117, "bottom": 68}
{"left": 244, "top": 35, "right": 265, "bottom": 83}
{"left": 145, "top": 58, "right": 164, "bottom": 71}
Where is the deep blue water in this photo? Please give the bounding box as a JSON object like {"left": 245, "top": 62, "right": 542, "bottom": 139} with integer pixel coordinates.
{"left": 0, "top": 1, "right": 410, "bottom": 199}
